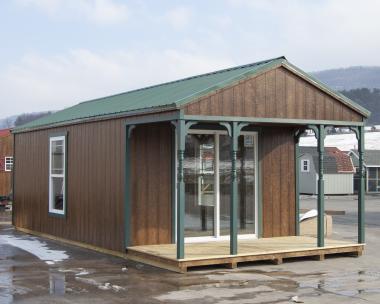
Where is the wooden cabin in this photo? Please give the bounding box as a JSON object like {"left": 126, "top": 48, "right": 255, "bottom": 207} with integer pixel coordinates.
{"left": 0, "top": 129, "right": 13, "bottom": 197}
{"left": 12, "top": 57, "right": 369, "bottom": 272}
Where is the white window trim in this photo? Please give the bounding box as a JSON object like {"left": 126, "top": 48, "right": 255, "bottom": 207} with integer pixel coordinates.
{"left": 301, "top": 159, "right": 310, "bottom": 173}
{"left": 49, "top": 135, "right": 66, "bottom": 215}
{"left": 4, "top": 156, "right": 13, "bottom": 172}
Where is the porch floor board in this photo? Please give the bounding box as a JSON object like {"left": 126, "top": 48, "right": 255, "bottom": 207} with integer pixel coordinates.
{"left": 126, "top": 236, "right": 364, "bottom": 272}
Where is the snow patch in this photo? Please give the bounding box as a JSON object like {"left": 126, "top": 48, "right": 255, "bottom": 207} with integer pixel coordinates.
{"left": 0, "top": 235, "right": 69, "bottom": 264}
{"left": 300, "top": 132, "right": 380, "bottom": 151}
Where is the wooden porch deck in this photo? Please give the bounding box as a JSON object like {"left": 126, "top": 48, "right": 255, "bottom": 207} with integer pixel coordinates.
{"left": 127, "top": 236, "right": 364, "bottom": 272}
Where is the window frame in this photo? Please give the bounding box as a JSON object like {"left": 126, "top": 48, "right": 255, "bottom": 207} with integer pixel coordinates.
{"left": 4, "top": 156, "right": 13, "bottom": 172}
{"left": 301, "top": 159, "right": 310, "bottom": 173}
{"left": 48, "top": 133, "right": 67, "bottom": 217}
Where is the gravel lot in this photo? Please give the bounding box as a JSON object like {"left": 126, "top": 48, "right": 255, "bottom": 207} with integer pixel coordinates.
{"left": 1, "top": 195, "right": 380, "bottom": 303}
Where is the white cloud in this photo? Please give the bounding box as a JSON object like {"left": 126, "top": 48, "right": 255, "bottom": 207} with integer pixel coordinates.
{"left": 0, "top": 49, "right": 233, "bottom": 117}
{"left": 15, "top": 0, "right": 129, "bottom": 24}
{"left": 224, "top": 0, "right": 380, "bottom": 70}
{"left": 165, "top": 6, "right": 192, "bottom": 29}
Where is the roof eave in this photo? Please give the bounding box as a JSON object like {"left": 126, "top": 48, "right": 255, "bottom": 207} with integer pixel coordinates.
{"left": 12, "top": 103, "right": 179, "bottom": 134}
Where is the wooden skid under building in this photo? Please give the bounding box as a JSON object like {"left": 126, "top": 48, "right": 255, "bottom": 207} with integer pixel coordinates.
{"left": 127, "top": 236, "right": 364, "bottom": 273}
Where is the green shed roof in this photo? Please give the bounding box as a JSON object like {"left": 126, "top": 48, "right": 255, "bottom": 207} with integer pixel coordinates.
{"left": 14, "top": 56, "right": 370, "bottom": 132}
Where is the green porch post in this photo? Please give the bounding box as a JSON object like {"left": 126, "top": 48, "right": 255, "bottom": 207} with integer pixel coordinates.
{"left": 358, "top": 125, "right": 365, "bottom": 244}
{"left": 176, "top": 119, "right": 186, "bottom": 259}
{"left": 229, "top": 122, "right": 249, "bottom": 255}
{"left": 295, "top": 141, "right": 300, "bottom": 236}
{"left": 317, "top": 125, "right": 325, "bottom": 247}
{"left": 230, "top": 122, "right": 239, "bottom": 255}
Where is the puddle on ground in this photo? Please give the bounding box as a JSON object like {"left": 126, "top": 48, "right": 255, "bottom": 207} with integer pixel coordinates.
{"left": 49, "top": 272, "right": 65, "bottom": 295}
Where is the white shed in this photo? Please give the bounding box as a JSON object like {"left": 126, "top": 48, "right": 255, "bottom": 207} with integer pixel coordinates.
{"left": 299, "top": 147, "right": 355, "bottom": 195}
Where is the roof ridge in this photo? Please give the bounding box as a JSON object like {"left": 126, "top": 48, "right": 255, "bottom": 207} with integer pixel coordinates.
{"left": 79, "top": 56, "right": 286, "bottom": 105}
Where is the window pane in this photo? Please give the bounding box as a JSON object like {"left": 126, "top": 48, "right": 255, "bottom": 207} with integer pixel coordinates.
{"left": 184, "top": 134, "right": 215, "bottom": 237}
{"left": 368, "top": 179, "right": 377, "bottom": 192}
{"left": 51, "top": 177, "right": 64, "bottom": 210}
{"left": 5, "top": 157, "right": 13, "bottom": 171}
{"left": 219, "top": 134, "right": 231, "bottom": 236}
{"left": 51, "top": 140, "right": 64, "bottom": 174}
{"left": 368, "top": 168, "right": 377, "bottom": 179}
{"left": 237, "top": 135, "right": 255, "bottom": 235}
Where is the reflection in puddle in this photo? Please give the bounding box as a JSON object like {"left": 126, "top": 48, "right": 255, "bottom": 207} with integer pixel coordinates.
{"left": 49, "top": 272, "right": 65, "bottom": 295}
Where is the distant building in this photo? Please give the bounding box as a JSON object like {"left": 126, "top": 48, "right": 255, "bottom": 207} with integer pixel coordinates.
{"left": 349, "top": 150, "right": 380, "bottom": 193}
{"left": 299, "top": 147, "right": 355, "bottom": 195}
{"left": 0, "top": 129, "right": 13, "bottom": 197}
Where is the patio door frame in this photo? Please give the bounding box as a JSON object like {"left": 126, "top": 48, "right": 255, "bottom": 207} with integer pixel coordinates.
{"left": 174, "top": 128, "right": 259, "bottom": 243}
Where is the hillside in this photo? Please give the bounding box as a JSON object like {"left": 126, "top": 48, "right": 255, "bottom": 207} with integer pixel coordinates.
{"left": 312, "top": 66, "right": 380, "bottom": 125}
{"left": 340, "top": 88, "right": 380, "bottom": 125}
{"left": 312, "top": 66, "right": 380, "bottom": 90}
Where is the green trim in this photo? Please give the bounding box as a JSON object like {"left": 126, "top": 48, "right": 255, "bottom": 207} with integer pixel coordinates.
{"left": 230, "top": 122, "right": 238, "bottom": 255}
{"left": 48, "top": 131, "right": 68, "bottom": 219}
{"left": 295, "top": 142, "right": 300, "bottom": 236}
{"left": 176, "top": 120, "right": 186, "bottom": 259}
{"left": 229, "top": 122, "right": 249, "bottom": 255}
{"left": 358, "top": 126, "right": 365, "bottom": 244}
{"left": 124, "top": 124, "right": 134, "bottom": 248}
{"left": 184, "top": 115, "right": 365, "bottom": 126}
{"left": 316, "top": 125, "right": 325, "bottom": 247}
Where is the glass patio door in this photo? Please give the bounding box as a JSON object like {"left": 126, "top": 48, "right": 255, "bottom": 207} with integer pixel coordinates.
{"left": 184, "top": 133, "right": 216, "bottom": 238}
{"left": 182, "top": 131, "right": 257, "bottom": 242}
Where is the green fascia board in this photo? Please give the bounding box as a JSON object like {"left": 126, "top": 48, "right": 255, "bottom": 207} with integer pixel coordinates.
{"left": 13, "top": 56, "right": 370, "bottom": 132}
{"left": 183, "top": 115, "right": 365, "bottom": 126}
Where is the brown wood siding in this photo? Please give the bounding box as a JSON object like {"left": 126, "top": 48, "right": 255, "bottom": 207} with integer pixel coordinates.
{"left": 261, "top": 127, "right": 296, "bottom": 237}
{"left": 13, "top": 119, "right": 126, "bottom": 252}
{"left": 184, "top": 66, "right": 363, "bottom": 122}
{"left": 130, "top": 123, "right": 172, "bottom": 246}
{"left": 0, "top": 134, "right": 13, "bottom": 196}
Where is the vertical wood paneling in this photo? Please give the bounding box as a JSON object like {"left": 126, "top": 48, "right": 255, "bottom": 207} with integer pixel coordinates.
{"left": 286, "top": 72, "right": 296, "bottom": 118}
{"left": 265, "top": 70, "right": 275, "bottom": 117}
{"left": 184, "top": 66, "right": 363, "bottom": 122}
{"left": 256, "top": 74, "right": 266, "bottom": 117}
{"left": 262, "top": 127, "right": 296, "bottom": 238}
{"left": 14, "top": 119, "right": 126, "bottom": 252}
{"left": 316, "top": 92, "right": 325, "bottom": 120}
{"left": 275, "top": 68, "right": 286, "bottom": 118}
{"left": 244, "top": 78, "right": 255, "bottom": 117}
{"left": 130, "top": 123, "right": 172, "bottom": 246}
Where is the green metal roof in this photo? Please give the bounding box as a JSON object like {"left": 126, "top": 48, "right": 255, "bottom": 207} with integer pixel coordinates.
{"left": 14, "top": 56, "right": 370, "bottom": 132}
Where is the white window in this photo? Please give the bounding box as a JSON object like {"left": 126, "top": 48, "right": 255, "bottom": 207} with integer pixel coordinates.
{"left": 49, "top": 135, "right": 66, "bottom": 215}
{"left": 5, "top": 157, "right": 13, "bottom": 172}
{"left": 301, "top": 159, "right": 310, "bottom": 172}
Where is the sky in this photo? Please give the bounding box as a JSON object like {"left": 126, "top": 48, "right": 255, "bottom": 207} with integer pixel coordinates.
{"left": 1, "top": 0, "right": 380, "bottom": 118}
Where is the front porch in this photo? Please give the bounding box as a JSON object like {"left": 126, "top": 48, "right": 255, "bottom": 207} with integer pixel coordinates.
{"left": 127, "top": 236, "right": 364, "bottom": 273}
